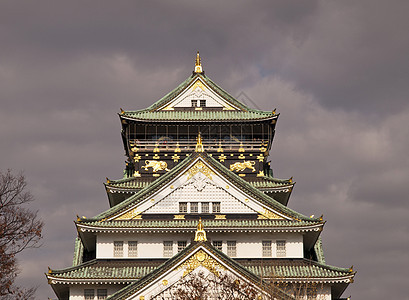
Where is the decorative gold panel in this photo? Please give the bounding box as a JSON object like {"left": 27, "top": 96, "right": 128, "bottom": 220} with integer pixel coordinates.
{"left": 229, "top": 161, "right": 256, "bottom": 172}
{"left": 142, "top": 160, "right": 169, "bottom": 172}
{"left": 186, "top": 161, "right": 214, "bottom": 180}
{"left": 114, "top": 208, "right": 142, "bottom": 220}
{"left": 257, "top": 209, "right": 282, "bottom": 220}
{"left": 178, "top": 250, "right": 225, "bottom": 277}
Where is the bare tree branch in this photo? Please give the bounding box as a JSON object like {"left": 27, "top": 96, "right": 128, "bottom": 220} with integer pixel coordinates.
{"left": 0, "top": 169, "right": 43, "bottom": 298}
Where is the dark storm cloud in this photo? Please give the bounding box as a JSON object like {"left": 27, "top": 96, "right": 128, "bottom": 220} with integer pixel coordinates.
{"left": 0, "top": 1, "right": 408, "bottom": 299}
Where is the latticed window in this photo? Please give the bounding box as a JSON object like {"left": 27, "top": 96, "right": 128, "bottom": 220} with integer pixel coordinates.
{"left": 113, "top": 241, "right": 123, "bottom": 257}
{"left": 179, "top": 202, "right": 187, "bottom": 213}
{"left": 191, "top": 99, "right": 198, "bottom": 107}
{"left": 213, "top": 240, "right": 223, "bottom": 251}
{"left": 201, "top": 202, "right": 209, "bottom": 213}
{"left": 200, "top": 100, "right": 206, "bottom": 107}
{"left": 97, "top": 289, "right": 107, "bottom": 300}
{"left": 163, "top": 241, "right": 173, "bottom": 257}
{"left": 262, "top": 240, "right": 272, "bottom": 257}
{"left": 227, "top": 241, "right": 236, "bottom": 257}
{"left": 178, "top": 241, "right": 187, "bottom": 252}
{"left": 212, "top": 202, "right": 221, "bottom": 213}
{"left": 276, "top": 240, "right": 286, "bottom": 257}
{"left": 128, "top": 241, "right": 138, "bottom": 257}
{"left": 84, "top": 289, "right": 94, "bottom": 300}
{"left": 190, "top": 202, "right": 198, "bottom": 213}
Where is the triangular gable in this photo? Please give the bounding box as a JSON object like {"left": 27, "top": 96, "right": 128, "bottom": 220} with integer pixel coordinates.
{"left": 83, "top": 152, "right": 318, "bottom": 223}
{"left": 109, "top": 156, "right": 292, "bottom": 221}
{"left": 158, "top": 76, "right": 240, "bottom": 111}
{"left": 106, "top": 242, "right": 295, "bottom": 300}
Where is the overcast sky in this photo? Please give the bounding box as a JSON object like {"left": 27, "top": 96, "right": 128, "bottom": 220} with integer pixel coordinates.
{"left": 1, "top": 1, "right": 408, "bottom": 299}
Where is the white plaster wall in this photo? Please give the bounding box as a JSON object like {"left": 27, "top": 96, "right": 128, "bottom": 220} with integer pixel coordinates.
{"left": 96, "top": 232, "right": 303, "bottom": 259}
{"left": 145, "top": 181, "right": 254, "bottom": 214}
{"left": 69, "top": 284, "right": 125, "bottom": 300}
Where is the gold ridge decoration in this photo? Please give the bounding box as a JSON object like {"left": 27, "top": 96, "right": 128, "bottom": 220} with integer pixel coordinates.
{"left": 194, "top": 51, "right": 203, "bottom": 73}
{"left": 142, "top": 160, "right": 170, "bottom": 172}
{"left": 172, "top": 154, "right": 180, "bottom": 162}
{"left": 194, "top": 218, "right": 207, "bottom": 241}
{"left": 195, "top": 133, "right": 204, "bottom": 152}
{"left": 178, "top": 250, "right": 225, "bottom": 277}
{"left": 114, "top": 207, "right": 142, "bottom": 220}
{"left": 186, "top": 161, "right": 214, "bottom": 180}
{"left": 229, "top": 161, "right": 256, "bottom": 172}
{"left": 257, "top": 208, "right": 282, "bottom": 220}
{"left": 153, "top": 154, "right": 160, "bottom": 159}
{"left": 238, "top": 154, "right": 245, "bottom": 159}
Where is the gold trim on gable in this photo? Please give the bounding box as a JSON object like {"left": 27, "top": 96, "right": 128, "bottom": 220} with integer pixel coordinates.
{"left": 186, "top": 161, "right": 214, "bottom": 180}
{"left": 257, "top": 209, "right": 283, "bottom": 220}
{"left": 114, "top": 208, "right": 142, "bottom": 220}
{"left": 178, "top": 250, "right": 225, "bottom": 277}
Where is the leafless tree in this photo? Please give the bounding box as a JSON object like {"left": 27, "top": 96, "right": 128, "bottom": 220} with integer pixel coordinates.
{"left": 152, "top": 270, "right": 295, "bottom": 300}
{"left": 0, "top": 169, "right": 43, "bottom": 298}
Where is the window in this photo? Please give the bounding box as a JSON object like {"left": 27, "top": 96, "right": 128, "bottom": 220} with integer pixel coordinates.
{"left": 191, "top": 100, "right": 198, "bottom": 107}
{"left": 212, "top": 202, "right": 221, "bottom": 213}
{"left": 190, "top": 202, "right": 198, "bottom": 213}
{"left": 276, "top": 240, "right": 286, "bottom": 257}
{"left": 213, "top": 240, "right": 223, "bottom": 251}
{"left": 114, "top": 241, "right": 123, "bottom": 257}
{"left": 262, "top": 241, "right": 272, "bottom": 257}
{"left": 97, "top": 289, "right": 107, "bottom": 300}
{"left": 84, "top": 289, "right": 94, "bottom": 300}
{"left": 201, "top": 202, "right": 209, "bottom": 213}
{"left": 179, "top": 202, "right": 187, "bottom": 213}
{"left": 178, "top": 241, "right": 187, "bottom": 252}
{"left": 163, "top": 241, "right": 173, "bottom": 257}
{"left": 200, "top": 100, "right": 206, "bottom": 107}
{"left": 227, "top": 241, "right": 236, "bottom": 257}
{"left": 128, "top": 241, "right": 138, "bottom": 257}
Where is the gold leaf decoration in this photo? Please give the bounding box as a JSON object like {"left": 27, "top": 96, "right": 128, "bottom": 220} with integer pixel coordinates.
{"left": 178, "top": 250, "right": 225, "bottom": 277}
{"left": 186, "top": 161, "right": 214, "bottom": 180}
{"left": 114, "top": 208, "right": 142, "bottom": 220}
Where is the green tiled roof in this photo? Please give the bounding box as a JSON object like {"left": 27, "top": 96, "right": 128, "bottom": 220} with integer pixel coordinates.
{"left": 78, "top": 218, "right": 322, "bottom": 230}
{"left": 314, "top": 237, "right": 326, "bottom": 264}
{"left": 106, "top": 176, "right": 292, "bottom": 191}
{"left": 238, "top": 259, "right": 351, "bottom": 279}
{"left": 72, "top": 237, "right": 84, "bottom": 267}
{"left": 49, "top": 257, "right": 350, "bottom": 282}
{"left": 49, "top": 259, "right": 162, "bottom": 280}
{"left": 80, "top": 152, "right": 319, "bottom": 223}
{"left": 144, "top": 73, "right": 250, "bottom": 112}
{"left": 120, "top": 73, "right": 277, "bottom": 122}
{"left": 106, "top": 241, "right": 295, "bottom": 300}
{"left": 121, "top": 110, "right": 276, "bottom": 122}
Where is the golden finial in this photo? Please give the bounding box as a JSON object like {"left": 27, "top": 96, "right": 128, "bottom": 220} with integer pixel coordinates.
{"left": 195, "top": 133, "right": 204, "bottom": 152}
{"left": 194, "top": 51, "right": 203, "bottom": 73}
{"left": 120, "top": 108, "right": 125, "bottom": 114}
{"left": 289, "top": 176, "right": 293, "bottom": 183}
{"left": 106, "top": 177, "right": 110, "bottom": 184}
{"left": 48, "top": 266, "right": 52, "bottom": 274}
{"left": 194, "top": 218, "right": 207, "bottom": 241}
{"left": 272, "top": 108, "right": 276, "bottom": 115}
